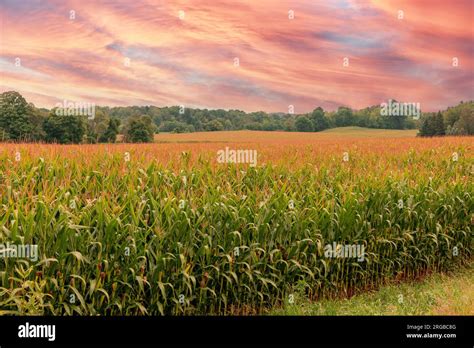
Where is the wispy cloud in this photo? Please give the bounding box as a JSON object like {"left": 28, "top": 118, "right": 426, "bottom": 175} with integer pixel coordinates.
{"left": 1, "top": 0, "right": 472, "bottom": 112}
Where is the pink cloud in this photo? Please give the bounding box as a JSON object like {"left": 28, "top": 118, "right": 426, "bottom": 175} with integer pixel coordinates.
{"left": 1, "top": 0, "right": 472, "bottom": 112}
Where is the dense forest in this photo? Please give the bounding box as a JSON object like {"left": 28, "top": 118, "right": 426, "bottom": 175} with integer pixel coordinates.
{"left": 104, "top": 103, "right": 422, "bottom": 133}
{"left": 0, "top": 91, "right": 472, "bottom": 143}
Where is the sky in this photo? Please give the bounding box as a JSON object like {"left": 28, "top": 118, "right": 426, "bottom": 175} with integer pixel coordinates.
{"left": 0, "top": 0, "right": 473, "bottom": 113}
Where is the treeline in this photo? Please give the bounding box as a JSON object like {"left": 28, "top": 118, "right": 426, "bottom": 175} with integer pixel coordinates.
{"left": 0, "top": 91, "right": 154, "bottom": 143}
{"left": 0, "top": 91, "right": 472, "bottom": 143}
{"left": 419, "top": 103, "right": 473, "bottom": 136}
{"left": 105, "top": 104, "right": 420, "bottom": 133}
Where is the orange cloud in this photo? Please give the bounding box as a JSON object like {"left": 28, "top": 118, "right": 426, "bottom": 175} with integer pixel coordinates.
{"left": 1, "top": 0, "right": 472, "bottom": 112}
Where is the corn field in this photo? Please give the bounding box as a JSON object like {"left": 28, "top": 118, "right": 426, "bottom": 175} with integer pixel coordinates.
{"left": 0, "top": 135, "right": 472, "bottom": 315}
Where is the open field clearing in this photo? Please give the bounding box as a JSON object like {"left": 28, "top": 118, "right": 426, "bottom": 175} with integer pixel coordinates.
{"left": 0, "top": 132, "right": 472, "bottom": 315}
{"left": 154, "top": 127, "right": 419, "bottom": 143}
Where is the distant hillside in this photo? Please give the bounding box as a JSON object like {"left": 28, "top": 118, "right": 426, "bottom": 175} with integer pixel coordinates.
{"left": 101, "top": 101, "right": 472, "bottom": 135}
{"left": 320, "top": 127, "right": 418, "bottom": 138}
{"left": 101, "top": 103, "right": 421, "bottom": 133}
{"left": 150, "top": 128, "right": 419, "bottom": 144}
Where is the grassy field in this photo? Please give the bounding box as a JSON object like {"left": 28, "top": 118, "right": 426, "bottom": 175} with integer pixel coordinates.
{"left": 271, "top": 263, "right": 474, "bottom": 315}
{"left": 154, "top": 127, "right": 419, "bottom": 143}
{"left": 0, "top": 128, "right": 472, "bottom": 315}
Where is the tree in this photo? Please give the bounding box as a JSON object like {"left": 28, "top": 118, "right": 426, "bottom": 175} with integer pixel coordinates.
{"left": 0, "top": 91, "right": 35, "bottom": 140}
{"left": 284, "top": 117, "right": 296, "bottom": 131}
{"left": 433, "top": 111, "right": 445, "bottom": 135}
{"left": 85, "top": 110, "right": 109, "bottom": 143}
{"left": 455, "top": 108, "right": 474, "bottom": 135}
{"left": 444, "top": 102, "right": 473, "bottom": 135}
{"left": 222, "top": 119, "right": 233, "bottom": 130}
{"left": 418, "top": 112, "right": 445, "bottom": 137}
{"left": 309, "top": 107, "right": 329, "bottom": 131}
{"left": 99, "top": 118, "right": 120, "bottom": 143}
{"left": 334, "top": 107, "right": 353, "bottom": 127}
{"left": 123, "top": 115, "right": 155, "bottom": 143}
{"left": 418, "top": 113, "right": 435, "bottom": 136}
{"left": 43, "top": 111, "right": 85, "bottom": 144}
{"left": 159, "top": 120, "right": 191, "bottom": 133}
{"left": 295, "top": 116, "right": 313, "bottom": 132}
{"left": 204, "top": 119, "right": 224, "bottom": 131}
{"left": 27, "top": 103, "right": 47, "bottom": 141}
